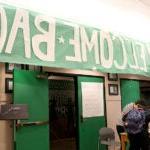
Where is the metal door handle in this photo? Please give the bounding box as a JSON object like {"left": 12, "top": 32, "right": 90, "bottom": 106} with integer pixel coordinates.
{"left": 16, "top": 120, "right": 49, "bottom": 129}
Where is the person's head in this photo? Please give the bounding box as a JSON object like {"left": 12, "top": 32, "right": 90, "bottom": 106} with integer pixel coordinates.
{"left": 135, "top": 99, "right": 150, "bottom": 109}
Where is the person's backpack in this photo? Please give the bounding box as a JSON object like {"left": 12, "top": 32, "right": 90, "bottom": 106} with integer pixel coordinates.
{"left": 124, "top": 108, "right": 145, "bottom": 134}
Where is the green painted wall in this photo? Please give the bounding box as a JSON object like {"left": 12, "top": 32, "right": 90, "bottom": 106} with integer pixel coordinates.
{"left": 120, "top": 79, "right": 140, "bottom": 109}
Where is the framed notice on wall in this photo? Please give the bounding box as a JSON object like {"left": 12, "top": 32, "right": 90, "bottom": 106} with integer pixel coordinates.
{"left": 81, "top": 82, "right": 104, "bottom": 118}
{"left": 108, "top": 84, "right": 118, "bottom": 95}
{"left": 5, "top": 78, "right": 13, "bottom": 93}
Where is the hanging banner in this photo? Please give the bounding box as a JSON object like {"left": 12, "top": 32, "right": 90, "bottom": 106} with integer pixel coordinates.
{"left": 0, "top": 4, "right": 150, "bottom": 76}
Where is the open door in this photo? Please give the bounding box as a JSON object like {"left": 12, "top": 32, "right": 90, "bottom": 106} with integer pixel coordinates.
{"left": 120, "top": 79, "right": 140, "bottom": 108}
{"left": 13, "top": 70, "right": 49, "bottom": 150}
{"left": 49, "top": 76, "right": 76, "bottom": 150}
{"left": 76, "top": 76, "right": 106, "bottom": 150}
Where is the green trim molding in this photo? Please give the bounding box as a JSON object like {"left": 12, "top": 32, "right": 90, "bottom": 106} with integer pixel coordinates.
{"left": 0, "top": 3, "right": 150, "bottom": 76}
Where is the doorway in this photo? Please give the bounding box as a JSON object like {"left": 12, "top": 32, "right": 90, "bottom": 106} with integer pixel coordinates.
{"left": 140, "top": 81, "right": 150, "bottom": 105}
{"left": 13, "top": 70, "right": 106, "bottom": 150}
{"left": 49, "top": 76, "right": 76, "bottom": 150}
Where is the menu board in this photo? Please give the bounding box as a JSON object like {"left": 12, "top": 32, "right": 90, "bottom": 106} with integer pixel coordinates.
{"left": 81, "top": 82, "right": 104, "bottom": 118}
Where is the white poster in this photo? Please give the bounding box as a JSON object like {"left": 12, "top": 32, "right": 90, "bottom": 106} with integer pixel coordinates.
{"left": 81, "top": 82, "right": 104, "bottom": 118}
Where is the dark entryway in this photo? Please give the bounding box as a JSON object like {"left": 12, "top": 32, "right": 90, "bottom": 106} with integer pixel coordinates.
{"left": 49, "top": 76, "right": 76, "bottom": 150}
{"left": 140, "top": 81, "right": 150, "bottom": 105}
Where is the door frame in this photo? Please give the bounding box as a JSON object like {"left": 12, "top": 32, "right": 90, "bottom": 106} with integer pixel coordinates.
{"left": 48, "top": 73, "right": 78, "bottom": 150}
{"left": 48, "top": 72, "right": 107, "bottom": 150}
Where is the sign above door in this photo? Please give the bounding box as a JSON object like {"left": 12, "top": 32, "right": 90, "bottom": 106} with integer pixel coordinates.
{"left": 0, "top": 4, "right": 150, "bottom": 77}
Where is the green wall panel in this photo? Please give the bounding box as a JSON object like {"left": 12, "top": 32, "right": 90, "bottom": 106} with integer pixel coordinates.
{"left": 120, "top": 79, "right": 140, "bottom": 108}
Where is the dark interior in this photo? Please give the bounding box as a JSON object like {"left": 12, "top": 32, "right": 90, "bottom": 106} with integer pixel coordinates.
{"left": 49, "top": 76, "right": 76, "bottom": 150}
{"left": 140, "top": 81, "right": 150, "bottom": 105}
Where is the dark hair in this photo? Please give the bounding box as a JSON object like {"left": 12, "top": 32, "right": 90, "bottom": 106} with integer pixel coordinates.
{"left": 135, "top": 100, "right": 146, "bottom": 106}
{"left": 135, "top": 100, "right": 150, "bottom": 109}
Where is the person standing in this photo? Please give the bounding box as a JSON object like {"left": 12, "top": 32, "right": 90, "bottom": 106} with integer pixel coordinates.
{"left": 116, "top": 102, "right": 136, "bottom": 149}
{"left": 116, "top": 102, "right": 136, "bottom": 138}
{"left": 124, "top": 100, "right": 150, "bottom": 150}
